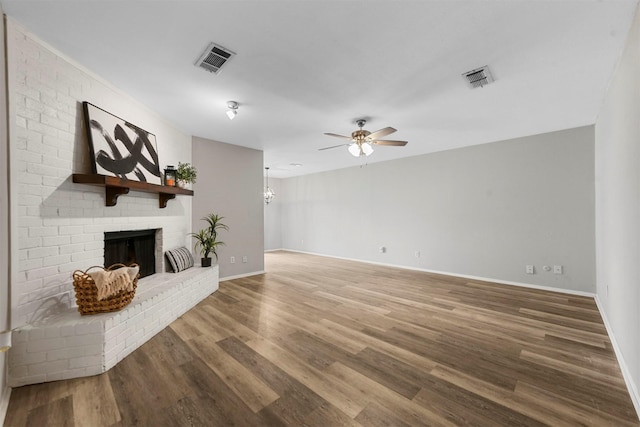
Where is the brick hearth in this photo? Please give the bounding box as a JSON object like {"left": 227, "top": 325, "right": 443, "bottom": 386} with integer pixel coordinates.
{"left": 9, "top": 266, "right": 218, "bottom": 387}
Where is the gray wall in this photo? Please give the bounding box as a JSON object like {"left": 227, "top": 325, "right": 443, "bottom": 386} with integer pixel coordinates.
{"left": 192, "top": 136, "right": 264, "bottom": 279}
{"left": 595, "top": 5, "right": 640, "bottom": 412}
{"left": 281, "top": 126, "right": 595, "bottom": 292}
{"left": 1, "top": 10, "right": 10, "bottom": 419}
{"left": 264, "top": 177, "right": 282, "bottom": 250}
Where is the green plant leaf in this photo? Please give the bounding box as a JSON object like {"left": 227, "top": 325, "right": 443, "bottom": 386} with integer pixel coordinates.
{"left": 177, "top": 162, "right": 198, "bottom": 184}
{"left": 189, "top": 212, "right": 229, "bottom": 260}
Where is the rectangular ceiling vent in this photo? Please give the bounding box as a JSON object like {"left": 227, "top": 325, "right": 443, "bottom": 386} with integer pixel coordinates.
{"left": 463, "top": 66, "right": 494, "bottom": 89}
{"left": 195, "top": 43, "right": 235, "bottom": 74}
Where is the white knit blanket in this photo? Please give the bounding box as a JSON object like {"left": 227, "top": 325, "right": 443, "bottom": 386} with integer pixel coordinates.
{"left": 88, "top": 266, "right": 139, "bottom": 300}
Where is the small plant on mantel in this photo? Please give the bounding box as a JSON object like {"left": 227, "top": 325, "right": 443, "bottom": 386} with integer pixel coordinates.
{"left": 176, "top": 162, "right": 197, "bottom": 187}
{"left": 190, "top": 213, "right": 228, "bottom": 267}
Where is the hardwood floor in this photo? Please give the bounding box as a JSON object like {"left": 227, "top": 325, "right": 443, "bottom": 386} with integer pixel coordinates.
{"left": 5, "top": 251, "right": 639, "bottom": 426}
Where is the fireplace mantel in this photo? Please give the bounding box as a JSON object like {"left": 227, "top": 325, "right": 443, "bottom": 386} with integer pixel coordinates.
{"left": 72, "top": 173, "right": 194, "bottom": 208}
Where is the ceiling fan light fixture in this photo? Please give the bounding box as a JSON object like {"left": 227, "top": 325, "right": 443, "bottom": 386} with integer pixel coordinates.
{"left": 226, "top": 101, "right": 239, "bottom": 120}
{"left": 348, "top": 142, "right": 374, "bottom": 157}
{"left": 322, "top": 118, "right": 406, "bottom": 157}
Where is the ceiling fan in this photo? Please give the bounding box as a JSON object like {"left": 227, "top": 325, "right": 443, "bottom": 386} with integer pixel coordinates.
{"left": 319, "top": 119, "right": 408, "bottom": 157}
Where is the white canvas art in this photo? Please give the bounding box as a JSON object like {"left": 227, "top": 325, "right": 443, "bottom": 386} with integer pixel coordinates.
{"left": 83, "top": 102, "right": 162, "bottom": 185}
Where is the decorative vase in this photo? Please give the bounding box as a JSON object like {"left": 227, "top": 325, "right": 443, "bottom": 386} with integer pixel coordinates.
{"left": 201, "top": 257, "right": 212, "bottom": 267}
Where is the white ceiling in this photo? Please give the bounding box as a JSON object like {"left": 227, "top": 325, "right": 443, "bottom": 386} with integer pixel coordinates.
{"left": 2, "top": 0, "right": 638, "bottom": 178}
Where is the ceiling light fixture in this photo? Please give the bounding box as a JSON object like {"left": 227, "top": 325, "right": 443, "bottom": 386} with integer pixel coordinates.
{"left": 348, "top": 143, "right": 361, "bottom": 157}
{"left": 348, "top": 140, "right": 374, "bottom": 157}
{"left": 348, "top": 119, "right": 375, "bottom": 157}
{"left": 264, "top": 167, "right": 275, "bottom": 204}
{"left": 226, "top": 101, "right": 239, "bottom": 120}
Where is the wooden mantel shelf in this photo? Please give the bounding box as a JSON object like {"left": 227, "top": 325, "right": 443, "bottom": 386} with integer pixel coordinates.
{"left": 72, "top": 174, "right": 194, "bottom": 208}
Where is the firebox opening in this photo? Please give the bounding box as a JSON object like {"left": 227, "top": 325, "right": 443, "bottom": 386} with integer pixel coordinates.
{"left": 104, "top": 229, "right": 157, "bottom": 278}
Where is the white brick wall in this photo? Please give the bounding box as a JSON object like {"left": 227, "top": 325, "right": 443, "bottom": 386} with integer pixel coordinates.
{"left": 7, "top": 20, "right": 193, "bottom": 328}
{"left": 9, "top": 265, "right": 218, "bottom": 387}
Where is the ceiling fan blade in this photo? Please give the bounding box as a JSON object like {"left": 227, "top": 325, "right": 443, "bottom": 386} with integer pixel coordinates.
{"left": 318, "top": 143, "right": 349, "bottom": 151}
{"left": 324, "top": 132, "right": 353, "bottom": 140}
{"left": 365, "top": 127, "right": 396, "bottom": 141}
{"left": 372, "top": 139, "right": 408, "bottom": 146}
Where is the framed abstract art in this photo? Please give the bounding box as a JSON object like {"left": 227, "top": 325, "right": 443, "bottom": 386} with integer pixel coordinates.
{"left": 82, "top": 102, "right": 162, "bottom": 185}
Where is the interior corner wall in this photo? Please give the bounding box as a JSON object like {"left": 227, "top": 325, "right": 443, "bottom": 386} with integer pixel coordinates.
{"left": 595, "top": 4, "right": 640, "bottom": 414}
{"left": 191, "top": 136, "right": 264, "bottom": 278}
{"left": 281, "top": 125, "right": 596, "bottom": 293}
{"left": 1, "top": 9, "right": 11, "bottom": 423}
{"left": 264, "top": 177, "right": 282, "bottom": 250}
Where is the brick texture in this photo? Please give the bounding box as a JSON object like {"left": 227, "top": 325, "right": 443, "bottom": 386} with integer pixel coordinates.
{"left": 8, "top": 266, "right": 218, "bottom": 387}
{"left": 7, "top": 21, "right": 193, "bottom": 329}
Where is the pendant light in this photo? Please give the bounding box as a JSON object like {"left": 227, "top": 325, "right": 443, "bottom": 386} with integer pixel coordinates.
{"left": 264, "top": 167, "right": 275, "bottom": 204}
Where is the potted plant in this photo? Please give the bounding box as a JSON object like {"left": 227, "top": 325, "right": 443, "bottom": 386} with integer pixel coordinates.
{"left": 176, "top": 162, "right": 197, "bottom": 188}
{"left": 190, "top": 213, "right": 228, "bottom": 267}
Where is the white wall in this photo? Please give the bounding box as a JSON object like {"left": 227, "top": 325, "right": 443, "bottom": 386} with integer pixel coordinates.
{"left": 192, "top": 136, "right": 264, "bottom": 279}
{"left": 595, "top": 5, "right": 640, "bottom": 413}
{"left": 281, "top": 126, "right": 595, "bottom": 292}
{"left": 6, "top": 20, "right": 192, "bottom": 328}
{"left": 264, "top": 176, "right": 282, "bottom": 250}
{"left": 1, "top": 9, "right": 11, "bottom": 422}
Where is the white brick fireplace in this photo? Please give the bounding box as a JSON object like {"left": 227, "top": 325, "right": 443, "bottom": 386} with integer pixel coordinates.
{"left": 6, "top": 20, "right": 217, "bottom": 385}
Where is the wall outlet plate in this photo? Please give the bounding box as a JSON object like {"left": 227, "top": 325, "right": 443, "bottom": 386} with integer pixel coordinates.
{"left": 526, "top": 265, "right": 534, "bottom": 274}
{"left": 553, "top": 265, "right": 563, "bottom": 274}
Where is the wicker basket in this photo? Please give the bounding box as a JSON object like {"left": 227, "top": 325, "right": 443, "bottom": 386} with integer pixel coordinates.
{"left": 72, "top": 263, "right": 139, "bottom": 315}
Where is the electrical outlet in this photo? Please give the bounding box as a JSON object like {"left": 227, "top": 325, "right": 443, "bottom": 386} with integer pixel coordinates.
{"left": 414, "top": 251, "right": 420, "bottom": 258}
{"left": 242, "top": 256, "right": 248, "bottom": 263}
{"left": 553, "top": 265, "right": 563, "bottom": 275}
{"left": 379, "top": 246, "right": 386, "bottom": 253}
{"left": 526, "top": 265, "right": 534, "bottom": 274}
{"left": 230, "top": 256, "right": 235, "bottom": 264}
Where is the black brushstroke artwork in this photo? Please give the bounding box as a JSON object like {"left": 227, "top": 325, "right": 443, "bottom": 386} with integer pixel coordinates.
{"left": 90, "top": 120, "right": 159, "bottom": 182}
{"left": 83, "top": 102, "right": 162, "bottom": 185}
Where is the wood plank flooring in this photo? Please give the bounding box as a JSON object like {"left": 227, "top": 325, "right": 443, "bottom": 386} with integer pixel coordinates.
{"left": 5, "top": 251, "right": 639, "bottom": 426}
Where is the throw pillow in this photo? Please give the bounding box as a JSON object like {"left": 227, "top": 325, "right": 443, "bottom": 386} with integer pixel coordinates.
{"left": 165, "top": 247, "right": 194, "bottom": 273}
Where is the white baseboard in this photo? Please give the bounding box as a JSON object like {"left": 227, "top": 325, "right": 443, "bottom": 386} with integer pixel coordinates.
{"left": 220, "top": 270, "right": 265, "bottom": 282}
{"left": 0, "top": 386, "right": 11, "bottom": 426}
{"left": 282, "top": 249, "right": 595, "bottom": 298}
{"left": 264, "top": 248, "right": 285, "bottom": 253}
{"left": 594, "top": 296, "right": 640, "bottom": 419}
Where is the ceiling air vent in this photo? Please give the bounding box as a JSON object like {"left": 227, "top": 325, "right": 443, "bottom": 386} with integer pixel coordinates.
{"left": 462, "top": 66, "right": 493, "bottom": 89}
{"left": 195, "top": 43, "right": 235, "bottom": 74}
